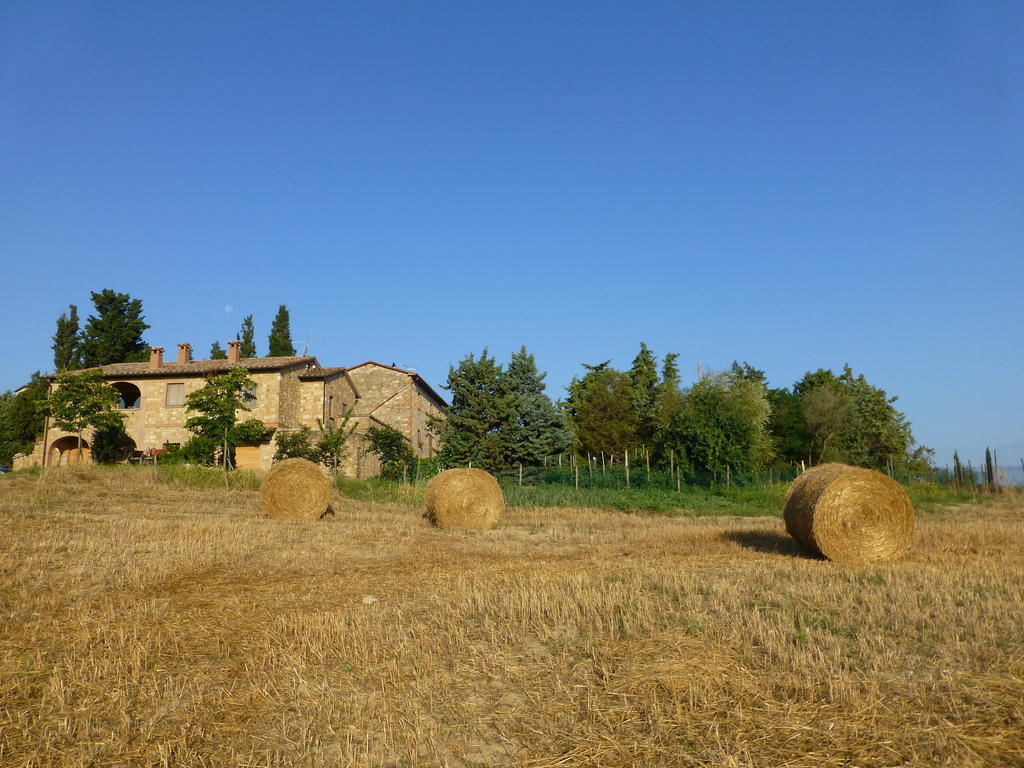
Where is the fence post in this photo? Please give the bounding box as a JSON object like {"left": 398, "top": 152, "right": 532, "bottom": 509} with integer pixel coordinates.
{"left": 676, "top": 466, "right": 681, "bottom": 493}
{"left": 625, "top": 449, "right": 631, "bottom": 489}
{"left": 601, "top": 451, "right": 606, "bottom": 475}
{"left": 645, "top": 450, "right": 650, "bottom": 483}
{"left": 519, "top": 462, "right": 523, "bottom": 487}
{"left": 575, "top": 462, "right": 579, "bottom": 491}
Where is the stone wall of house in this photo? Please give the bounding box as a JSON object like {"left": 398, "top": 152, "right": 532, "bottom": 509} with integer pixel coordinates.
{"left": 338, "top": 365, "right": 447, "bottom": 478}
{"left": 40, "top": 366, "right": 311, "bottom": 467}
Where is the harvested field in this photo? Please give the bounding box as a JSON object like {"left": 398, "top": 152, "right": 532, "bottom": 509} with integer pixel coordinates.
{"left": 1, "top": 467, "right": 1022, "bottom": 767}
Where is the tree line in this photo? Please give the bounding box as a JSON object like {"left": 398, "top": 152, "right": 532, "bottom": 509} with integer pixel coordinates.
{"left": 0, "top": 290, "right": 300, "bottom": 465}
{"left": 50, "top": 288, "right": 301, "bottom": 373}
{"left": 433, "top": 343, "right": 933, "bottom": 479}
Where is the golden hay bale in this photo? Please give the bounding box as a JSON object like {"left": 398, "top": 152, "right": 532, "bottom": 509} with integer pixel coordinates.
{"left": 260, "top": 458, "right": 330, "bottom": 521}
{"left": 423, "top": 468, "right": 503, "bottom": 529}
{"left": 783, "top": 462, "right": 915, "bottom": 564}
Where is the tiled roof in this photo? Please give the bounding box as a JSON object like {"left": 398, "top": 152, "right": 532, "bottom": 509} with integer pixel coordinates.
{"left": 57, "top": 356, "right": 319, "bottom": 379}
{"left": 298, "top": 366, "right": 348, "bottom": 381}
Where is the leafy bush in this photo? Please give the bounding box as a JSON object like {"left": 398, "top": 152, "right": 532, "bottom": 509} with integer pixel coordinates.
{"left": 182, "top": 435, "right": 218, "bottom": 465}
{"left": 365, "top": 425, "right": 416, "bottom": 480}
{"left": 91, "top": 423, "right": 134, "bottom": 464}
{"left": 273, "top": 426, "right": 319, "bottom": 462}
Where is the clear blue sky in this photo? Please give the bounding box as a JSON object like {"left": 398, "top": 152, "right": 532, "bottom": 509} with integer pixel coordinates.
{"left": 2, "top": 1, "right": 1022, "bottom": 468}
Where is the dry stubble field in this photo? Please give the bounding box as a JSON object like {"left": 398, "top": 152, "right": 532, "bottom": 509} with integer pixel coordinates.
{"left": 1, "top": 467, "right": 1022, "bottom": 768}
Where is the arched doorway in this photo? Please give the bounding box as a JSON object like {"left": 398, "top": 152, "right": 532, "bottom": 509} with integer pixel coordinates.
{"left": 112, "top": 382, "right": 142, "bottom": 410}
{"left": 49, "top": 436, "right": 91, "bottom": 466}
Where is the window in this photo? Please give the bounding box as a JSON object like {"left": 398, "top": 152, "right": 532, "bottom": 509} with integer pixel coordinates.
{"left": 327, "top": 395, "right": 334, "bottom": 418}
{"left": 165, "top": 383, "right": 185, "bottom": 407}
{"left": 243, "top": 385, "right": 257, "bottom": 404}
{"left": 112, "top": 382, "right": 141, "bottom": 409}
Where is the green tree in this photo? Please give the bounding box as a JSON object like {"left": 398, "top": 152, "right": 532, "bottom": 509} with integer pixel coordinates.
{"left": 267, "top": 305, "right": 295, "bottom": 357}
{"left": 317, "top": 416, "right": 354, "bottom": 474}
{"left": 503, "top": 346, "right": 571, "bottom": 465}
{"left": 792, "top": 365, "right": 925, "bottom": 471}
{"left": 273, "top": 426, "right": 319, "bottom": 462}
{"left": 0, "top": 374, "right": 49, "bottom": 465}
{"left": 209, "top": 341, "right": 227, "bottom": 359}
{"left": 656, "top": 370, "right": 772, "bottom": 479}
{"left": 183, "top": 367, "right": 264, "bottom": 470}
{"left": 239, "top": 314, "right": 257, "bottom": 358}
{"left": 79, "top": 289, "right": 150, "bottom": 367}
{"left": 653, "top": 352, "right": 683, "bottom": 440}
{"left": 436, "top": 349, "right": 508, "bottom": 471}
{"left": 569, "top": 367, "right": 638, "bottom": 459}
{"left": 52, "top": 304, "right": 81, "bottom": 372}
{"left": 802, "top": 385, "right": 851, "bottom": 464}
{"left": 43, "top": 370, "right": 124, "bottom": 463}
{"left": 365, "top": 424, "right": 416, "bottom": 480}
{"left": 629, "top": 343, "right": 660, "bottom": 445}
{"left": 563, "top": 360, "right": 611, "bottom": 428}
{"left": 91, "top": 423, "right": 134, "bottom": 464}
{"left": 766, "top": 387, "right": 811, "bottom": 465}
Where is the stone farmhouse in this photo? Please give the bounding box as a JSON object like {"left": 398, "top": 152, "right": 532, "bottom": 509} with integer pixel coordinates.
{"left": 23, "top": 342, "right": 447, "bottom": 476}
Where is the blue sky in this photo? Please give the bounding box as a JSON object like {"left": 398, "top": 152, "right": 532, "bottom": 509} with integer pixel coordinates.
{"left": 2, "top": 1, "right": 1021, "bottom": 468}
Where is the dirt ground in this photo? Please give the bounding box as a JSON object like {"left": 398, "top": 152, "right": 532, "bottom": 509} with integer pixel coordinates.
{"left": 1, "top": 467, "right": 1022, "bottom": 767}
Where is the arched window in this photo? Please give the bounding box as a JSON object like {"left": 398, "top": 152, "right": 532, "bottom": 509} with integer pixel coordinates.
{"left": 112, "top": 382, "right": 142, "bottom": 409}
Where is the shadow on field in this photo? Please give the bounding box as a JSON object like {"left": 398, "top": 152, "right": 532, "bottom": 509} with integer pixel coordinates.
{"left": 724, "top": 530, "right": 820, "bottom": 560}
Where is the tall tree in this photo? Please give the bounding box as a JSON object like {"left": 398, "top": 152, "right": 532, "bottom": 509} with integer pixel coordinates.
{"left": 792, "top": 365, "right": 924, "bottom": 471}
{"left": 569, "top": 367, "right": 638, "bottom": 459}
{"left": 436, "top": 349, "right": 508, "bottom": 471}
{"left": 628, "top": 343, "right": 660, "bottom": 445}
{"left": 43, "top": 370, "right": 124, "bottom": 463}
{"left": 656, "top": 370, "right": 772, "bottom": 479}
{"left": 209, "top": 341, "right": 227, "bottom": 360}
{"left": 660, "top": 353, "right": 681, "bottom": 391}
{"left": 801, "top": 385, "right": 851, "bottom": 464}
{"left": 0, "top": 373, "right": 48, "bottom": 465}
{"left": 267, "top": 305, "right": 295, "bottom": 357}
{"left": 79, "top": 289, "right": 150, "bottom": 367}
{"left": 984, "top": 447, "right": 996, "bottom": 490}
{"left": 52, "top": 304, "right": 81, "bottom": 372}
{"left": 503, "top": 346, "right": 572, "bottom": 466}
{"left": 767, "top": 387, "right": 811, "bottom": 465}
{"left": 184, "top": 367, "right": 265, "bottom": 471}
{"left": 238, "top": 314, "right": 257, "bottom": 358}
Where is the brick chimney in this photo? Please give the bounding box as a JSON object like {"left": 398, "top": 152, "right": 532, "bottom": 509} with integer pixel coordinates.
{"left": 149, "top": 347, "right": 164, "bottom": 369}
{"left": 227, "top": 340, "right": 241, "bottom": 363}
{"left": 177, "top": 343, "right": 192, "bottom": 365}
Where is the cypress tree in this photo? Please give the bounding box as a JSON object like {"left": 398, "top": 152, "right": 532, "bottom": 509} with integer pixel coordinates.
{"left": 52, "top": 304, "right": 81, "bottom": 372}
{"left": 984, "top": 447, "right": 996, "bottom": 490}
{"left": 209, "top": 341, "right": 227, "bottom": 360}
{"left": 239, "top": 314, "right": 257, "bottom": 358}
{"left": 79, "top": 289, "right": 150, "bottom": 367}
{"left": 267, "top": 305, "right": 295, "bottom": 357}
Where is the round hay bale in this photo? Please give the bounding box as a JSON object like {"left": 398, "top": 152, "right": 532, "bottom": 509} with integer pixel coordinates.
{"left": 783, "top": 462, "right": 914, "bottom": 564}
{"left": 424, "top": 468, "right": 503, "bottom": 529}
{"left": 260, "top": 458, "right": 330, "bottom": 521}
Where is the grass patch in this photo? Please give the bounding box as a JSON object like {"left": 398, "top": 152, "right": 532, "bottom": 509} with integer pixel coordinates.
{"left": 336, "top": 476, "right": 788, "bottom": 516}
{"left": 335, "top": 474, "right": 1002, "bottom": 517}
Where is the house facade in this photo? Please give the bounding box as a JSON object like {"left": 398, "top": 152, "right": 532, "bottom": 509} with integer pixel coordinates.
{"left": 343, "top": 361, "right": 448, "bottom": 478}
{"left": 22, "top": 343, "right": 446, "bottom": 475}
